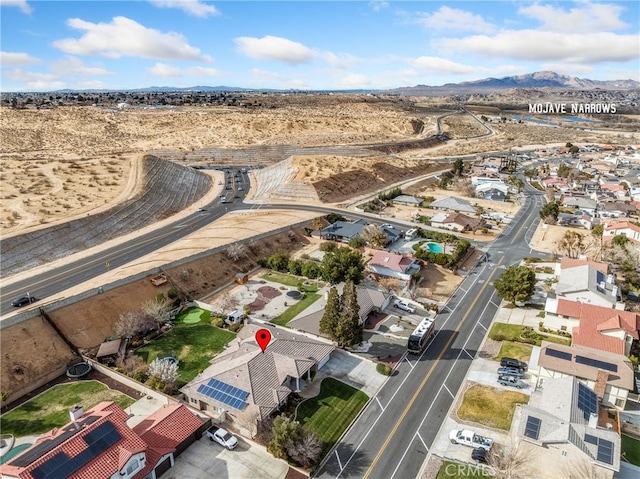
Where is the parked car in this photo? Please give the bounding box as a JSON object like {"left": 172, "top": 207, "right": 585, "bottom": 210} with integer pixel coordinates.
{"left": 206, "top": 425, "right": 238, "bottom": 450}
{"left": 472, "top": 447, "right": 489, "bottom": 464}
{"left": 497, "top": 367, "right": 525, "bottom": 378}
{"left": 497, "top": 375, "right": 527, "bottom": 389}
{"left": 393, "top": 299, "right": 417, "bottom": 314}
{"left": 500, "top": 357, "right": 528, "bottom": 371}
{"left": 10, "top": 295, "right": 38, "bottom": 307}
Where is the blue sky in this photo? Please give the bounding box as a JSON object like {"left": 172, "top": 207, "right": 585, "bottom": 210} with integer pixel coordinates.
{"left": 1, "top": 0, "right": 638, "bottom": 91}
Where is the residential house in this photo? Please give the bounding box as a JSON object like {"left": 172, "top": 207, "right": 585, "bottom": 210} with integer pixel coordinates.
{"left": 288, "top": 283, "right": 392, "bottom": 336}
{"left": 367, "top": 250, "right": 420, "bottom": 282}
{"left": 559, "top": 258, "right": 609, "bottom": 274}
{"left": 428, "top": 196, "right": 477, "bottom": 214}
{"left": 547, "top": 298, "right": 639, "bottom": 355}
{"left": 0, "top": 402, "right": 204, "bottom": 479}
{"left": 430, "top": 212, "right": 483, "bottom": 232}
{"left": 474, "top": 182, "right": 508, "bottom": 201}
{"left": 533, "top": 341, "right": 635, "bottom": 409}
{"left": 603, "top": 220, "right": 640, "bottom": 244}
{"left": 377, "top": 224, "right": 403, "bottom": 244}
{"left": 562, "top": 197, "right": 597, "bottom": 216}
{"left": 181, "top": 324, "right": 334, "bottom": 433}
{"left": 393, "top": 195, "right": 422, "bottom": 207}
{"left": 319, "top": 219, "right": 367, "bottom": 243}
{"left": 547, "top": 264, "right": 622, "bottom": 310}
{"left": 470, "top": 174, "right": 502, "bottom": 186}
{"left": 600, "top": 183, "right": 628, "bottom": 200}
{"left": 519, "top": 376, "right": 620, "bottom": 477}
{"left": 541, "top": 177, "right": 570, "bottom": 192}
{"left": 557, "top": 212, "right": 596, "bottom": 230}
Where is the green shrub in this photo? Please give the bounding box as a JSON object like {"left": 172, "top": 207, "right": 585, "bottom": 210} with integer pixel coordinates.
{"left": 229, "top": 323, "right": 243, "bottom": 333}
{"left": 319, "top": 241, "right": 338, "bottom": 252}
{"left": 132, "top": 370, "right": 148, "bottom": 383}
{"left": 211, "top": 317, "right": 224, "bottom": 328}
{"left": 543, "top": 266, "right": 554, "bottom": 274}
{"left": 167, "top": 288, "right": 178, "bottom": 299}
{"left": 376, "top": 363, "right": 392, "bottom": 376}
{"left": 538, "top": 321, "right": 544, "bottom": 329}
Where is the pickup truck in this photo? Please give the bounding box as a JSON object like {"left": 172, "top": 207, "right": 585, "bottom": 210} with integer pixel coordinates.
{"left": 206, "top": 425, "right": 238, "bottom": 450}
{"left": 449, "top": 429, "right": 493, "bottom": 451}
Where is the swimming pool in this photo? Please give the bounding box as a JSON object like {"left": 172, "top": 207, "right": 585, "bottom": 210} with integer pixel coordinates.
{"left": 425, "top": 243, "right": 443, "bottom": 253}
{"left": 0, "top": 443, "right": 32, "bottom": 465}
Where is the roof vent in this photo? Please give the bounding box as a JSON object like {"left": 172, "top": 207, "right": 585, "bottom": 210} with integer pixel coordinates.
{"left": 69, "top": 404, "right": 83, "bottom": 422}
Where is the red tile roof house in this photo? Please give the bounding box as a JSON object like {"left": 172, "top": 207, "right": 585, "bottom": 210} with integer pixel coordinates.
{"left": 602, "top": 220, "right": 640, "bottom": 244}
{"left": 548, "top": 298, "right": 640, "bottom": 355}
{"left": 367, "top": 250, "right": 420, "bottom": 282}
{"left": 0, "top": 402, "right": 204, "bottom": 479}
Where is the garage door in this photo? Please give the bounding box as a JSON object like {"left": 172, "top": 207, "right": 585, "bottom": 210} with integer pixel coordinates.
{"left": 154, "top": 456, "right": 172, "bottom": 478}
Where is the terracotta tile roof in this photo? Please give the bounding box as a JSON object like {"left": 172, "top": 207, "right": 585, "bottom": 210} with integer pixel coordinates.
{"left": 133, "top": 404, "right": 203, "bottom": 450}
{"left": 369, "top": 250, "right": 406, "bottom": 273}
{"left": 594, "top": 370, "right": 609, "bottom": 399}
{"left": 0, "top": 402, "right": 148, "bottom": 479}
{"left": 604, "top": 221, "right": 640, "bottom": 234}
{"left": 560, "top": 258, "right": 609, "bottom": 274}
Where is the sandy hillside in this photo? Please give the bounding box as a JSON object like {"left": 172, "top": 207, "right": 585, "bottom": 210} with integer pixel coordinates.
{"left": 0, "top": 154, "right": 136, "bottom": 234}
{"left": 440, "top": 113, "right": 488, "bottom": 138}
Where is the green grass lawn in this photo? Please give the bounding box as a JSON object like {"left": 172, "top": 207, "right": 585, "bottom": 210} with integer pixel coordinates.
{"left": 457, "top": 385, "right": 529, "bottom": 431}
{"left": 296, "top": 378, "right": 369, "bottom": 454}
{"left": 496, "top": 341, "right": 533, "bottom": 362}
{"left": 261, "top": 271, "right": 322, "bottom": 292}
{"left": 436, "top": 461, "right": 491, "bottom": 479}
{"left": 489, "top": 322, "right": 571, "bottom": 346}
{"left": 176, "top": 307, "right": 211, "bottom": 325}
{"left": 136, "top": 323, "right": 235, "bottom": 384}
{"left": 271, "top": 292, "right": 321, "bottom": 326}
{"left": 0, "top": 381, "right": 135, "bottom": 438}
{"left": 622, "top": 434, "right": 640, "bottom": 466}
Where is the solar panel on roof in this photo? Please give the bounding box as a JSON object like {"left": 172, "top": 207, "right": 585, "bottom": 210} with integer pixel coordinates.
{"left": 577, "top": 383, "right": 599, "bottom": 421}
{"left": 584, "top": 433, "right": 598, "bottom": 445}
{"left": 207, "top": 378, "right": 249, "bottom": 400}
{"left": 597, "top": 438, "right": 614, "bottom": 465}
{"left": 197, "top": 383, "right": 248, "bottom": 411}
{"left": 575, "top": 355, "right": 618, "bottom": 372}
{"left": 544, "top": 348, "right": 572, "bottom": 361}
{"left": 524, "top": 416, "right": 541, "bottom": 440}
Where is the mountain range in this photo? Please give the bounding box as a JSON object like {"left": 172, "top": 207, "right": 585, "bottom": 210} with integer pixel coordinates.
{"left": 389, "top": 71, "right": 639, "bottom": 95}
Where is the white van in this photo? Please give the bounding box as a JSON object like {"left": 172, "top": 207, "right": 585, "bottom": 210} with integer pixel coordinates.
{"left": 224, "top": 310, "right": 244, "bottom": 325}
{"left": 405, "top": 228, "right": 418, "bottom": 240}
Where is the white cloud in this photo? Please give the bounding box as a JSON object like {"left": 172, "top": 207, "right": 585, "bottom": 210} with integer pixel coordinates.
{"left": 1, "top": 51, "right": 39, "bottom": 66}
{"left": 518, "top": 2, "right": 628, "bottom": 33}
{"left": 50, "top": 56, "right": 113, "bottom": 76}
{"left": 368, "top": 1, "right": 389, "bottom": 12}
{"left": 148, "top": 0, "right": 219, "bottom": 18}
{"left": 439, "top": 30, "right": 639, "bottom": 64}
{"left": 149, "top": 62, "right": 222, "bottom": 77}
{"left": 53, "top": 16, "right": 210, "bottom": 61}
{"left": 235, "top": 35, "right": 316, "bottom": 65}
{"left": 0, "top": 0, "right": 32, "bottom": 14}
{"left": 4, "top": 69, "right": 65, "bottom": 90}
{"left": 410, "top": 56, "right": 477, "bottom": 75}
{"left": 414, "top": 6, "right": 495, "bottom": 33}
{"left": 322, "top": 52, "right": 358, "bottom": 69}
{"left": 76, "top": 79, "right": 108, "bottom": 89}
{"left": 251, "top": 68, "right": 310, "bottom": 89}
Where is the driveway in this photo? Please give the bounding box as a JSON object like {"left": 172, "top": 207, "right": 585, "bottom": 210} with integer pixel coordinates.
{"left": 465, "top": 358, "right": 533, "bottom": 395}
{"left": 166, "top": 435, "right": 289, "bottom": 479}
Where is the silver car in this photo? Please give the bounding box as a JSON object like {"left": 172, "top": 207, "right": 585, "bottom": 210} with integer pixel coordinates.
{"left": 497, "top": 375, "right": 526, "bottom": 389}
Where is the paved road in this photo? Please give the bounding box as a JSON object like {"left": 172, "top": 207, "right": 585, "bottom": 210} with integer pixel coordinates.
{"left": 0, "top": 167, "right": 469, "bottom": 316}
{"left": 314, "top": 180, "right": 547, "bottom": 479}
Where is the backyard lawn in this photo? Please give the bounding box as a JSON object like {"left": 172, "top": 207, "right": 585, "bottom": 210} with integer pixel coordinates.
{"left": 0, "top": 381, "right": 135, "bottom": 437}
{"left": 296, "top": 378, "right": 369, "bottom": 454}
{"left": 496, "top": 341, "right": 533, "bottom": 362}
{"left": 261, "top": 271, "right": 322, "bottom": 292}
{"left": 622, "top": 434, "right": 640, "bottom": 466}
{"left": 271, "top": 292, "right": 321, "bottom": 326}
{"left": 489, "top": 322, "right": 571, "bottom": 346}
{"left": 136, "top": 323, "right": 235, "bottom": 384}
{"left": 457, "top": 385, "right": 529, "bottom": 431}
{"left": 176, "top": 307, "right": 211, "bottom": 325}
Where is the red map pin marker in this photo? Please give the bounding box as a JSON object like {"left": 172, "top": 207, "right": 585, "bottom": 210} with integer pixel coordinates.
{"left": 255, "top": 328, "right": 272, "bottom": 353}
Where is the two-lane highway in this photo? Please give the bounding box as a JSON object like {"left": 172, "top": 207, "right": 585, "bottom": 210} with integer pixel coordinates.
{"left": 315, "top": 180, "right": 546, "bottom": 479}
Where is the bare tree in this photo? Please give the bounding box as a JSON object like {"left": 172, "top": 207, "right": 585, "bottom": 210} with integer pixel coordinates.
{"left": 226, "top": 242, "right": 248, "bottom": 261}
{"left": 560, "top": 457, "right": 610, "bottom": 479}
{"left": 488, "top": 440, "right": 537, "bottom": 479}
{"left": 147, "top": 358, "right": 179, "bottom": 388}
{"left": 286, "top": 431, "right": 324, "bottom": 468}
{"left": 141, "top": 297, "right": 173, "bottom": 329}
{"left": 214, "top": 291, "right": 239, "bottom": 315}
{"left": 362, "top": 224, "right": 388, "bottom": 249}
{"left": 114, "top": 310, "right": 155, "bottom": 338}
{"left": 557, "top": 231, "right": 588, "bottom": 259}
{"left": 311, "top": 217, "right": 325, "bottom": 232}
{"left": 455, "top": 178, "right": 475, "bottom": 197}
{"left": 235, "top": 409, "right": 260, "bottom": 438}
{"left": 378, "top": 277, "right": 404, "bottom": 295}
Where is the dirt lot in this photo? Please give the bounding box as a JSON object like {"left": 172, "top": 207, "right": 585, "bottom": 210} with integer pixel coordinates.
{"left": 415, "top": 263, "right": 465, "bottom": 302}
{"left": 529, "top": 223, "right": 597, "bottom": 257}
